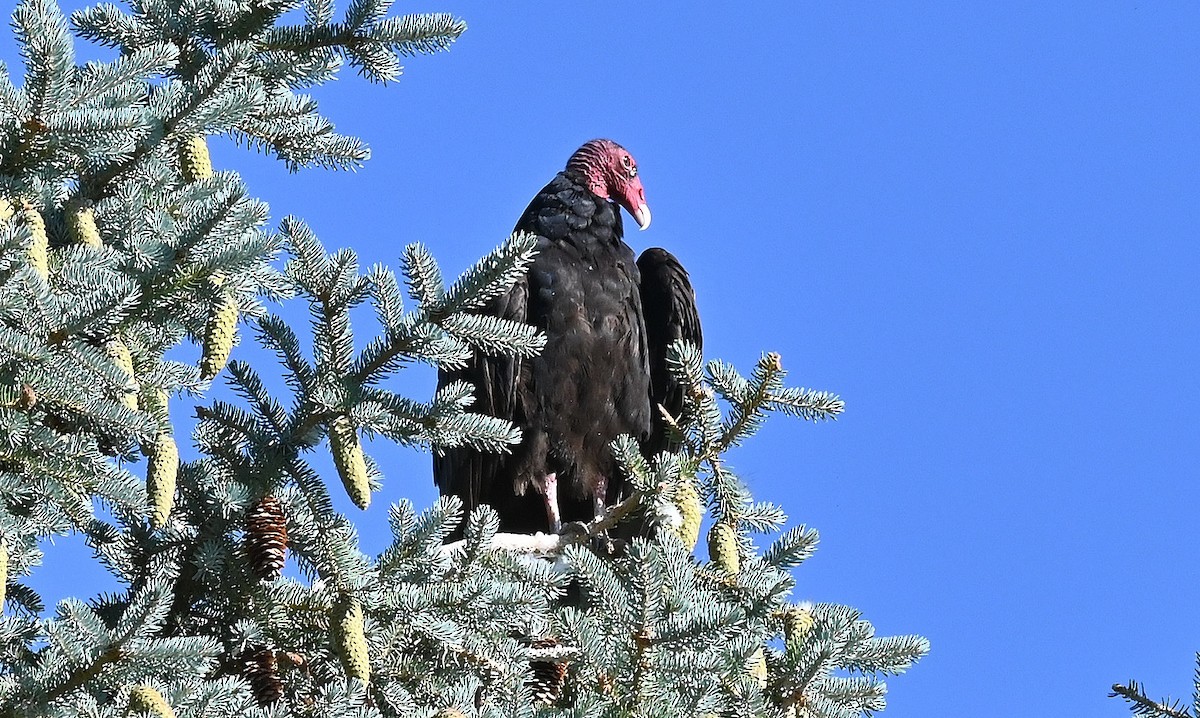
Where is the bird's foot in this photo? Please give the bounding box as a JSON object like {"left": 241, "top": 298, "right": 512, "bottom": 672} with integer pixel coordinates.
{"left": 558, "top": 521, "right": 589, "bottom": 541}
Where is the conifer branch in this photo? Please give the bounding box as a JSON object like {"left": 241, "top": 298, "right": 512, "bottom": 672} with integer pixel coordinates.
{"left": 20, "top": 645, "right": 123, "bottom": 710}
{"left": 81, "top": 52, "right": 249, "bottom": 198}
{"left": 1111, "top": 681, "right": 1194, "bottom": 718}
{"left": 261, "top": 13, "right": 465, "bottom": 56}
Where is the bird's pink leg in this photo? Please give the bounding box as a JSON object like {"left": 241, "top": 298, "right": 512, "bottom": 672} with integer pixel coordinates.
{"left": 540, "top": 473, "right": 562, "bottom": 533}
{"left": 593, "top": 474, "right": 607, "bottom": 520}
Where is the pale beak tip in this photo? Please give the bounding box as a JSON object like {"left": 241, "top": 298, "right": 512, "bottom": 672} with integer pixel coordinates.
{"left": 634, "top": 203, "right": 652, "bottom": 230}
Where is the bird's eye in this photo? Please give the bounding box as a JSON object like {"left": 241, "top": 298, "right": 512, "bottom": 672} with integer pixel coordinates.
{"left": 621, "top": 155, "right": 637, "bottom": 178}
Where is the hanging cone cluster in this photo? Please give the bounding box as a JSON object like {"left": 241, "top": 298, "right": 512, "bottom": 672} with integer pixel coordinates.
{"left": 199, "top": 280, "right": 239, "bottom": 380}
{"left": 178, "top": 135, "right": 213, "bottom": 182}
{"left": 331, "top": 594, "right": 370, "bottom": 684}
{"left": 146, "top": 431, "right": 178, "bottom": 529}
{"left": 329, "top": 415, "right": 370, "bottom": 509}
{"left": 528, "top": 637, "right": 568, "bottom": 706}
{"left": 67, "top": 202, "right": 102, "bottom": 247}
{"left": 241, "top": 645, "right": 283, "bottom": 706}
{"left": 245, "top": 494, "right": 288, "bottom": 581}
{"left": 106, "top": 340, "right": 139, "bottom": 411}
{"left": 671, "top": 478, "right": 703, "bottom": 550}
{"left": 127, "top": 686, "right": 176, "bottom": 718}
{"left": 21, "top": 200, "right": 48, "bottom": 281}
{"left": 708, "top": 521, "right": 740, "bottom": 575}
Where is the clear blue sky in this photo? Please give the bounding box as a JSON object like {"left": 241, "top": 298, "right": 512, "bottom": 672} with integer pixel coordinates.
{"left": 7, "top": 3, "right": 1200, "bottom": 716}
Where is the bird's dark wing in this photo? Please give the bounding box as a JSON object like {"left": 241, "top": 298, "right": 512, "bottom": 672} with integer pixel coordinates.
{"left": 432, "top": 275, "right": 528, "bottom": 531}
{"left": 637, "top": 247, "right": 702, "bottom": 453}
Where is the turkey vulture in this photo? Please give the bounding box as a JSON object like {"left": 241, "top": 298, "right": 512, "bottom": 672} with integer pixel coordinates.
{"left": 434, "top": 139, "right": 701, "bottom": 536}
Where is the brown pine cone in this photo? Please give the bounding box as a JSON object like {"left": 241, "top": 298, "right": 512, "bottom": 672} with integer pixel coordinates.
{"left": 242, "top": 645, "right": 283, "bottom": 706}
{"left": 528, "top": 637, "right": 568, "bottom": 706}
{"left": 245, "top": 495, "right": 288, "bottom": 581}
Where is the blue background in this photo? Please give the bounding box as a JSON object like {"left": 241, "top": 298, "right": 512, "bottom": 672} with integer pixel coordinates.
{"left": 6, "top": 3, "right": 1200, "bottom": 716}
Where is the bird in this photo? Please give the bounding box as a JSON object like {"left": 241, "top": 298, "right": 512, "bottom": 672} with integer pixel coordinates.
{"left": 434, "top": 139, "right": 701, "bottom": 537}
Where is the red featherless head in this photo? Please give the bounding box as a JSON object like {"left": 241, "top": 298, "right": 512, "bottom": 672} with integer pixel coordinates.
{"left": 565, "top": 139, "right": 650, "bottom": 231}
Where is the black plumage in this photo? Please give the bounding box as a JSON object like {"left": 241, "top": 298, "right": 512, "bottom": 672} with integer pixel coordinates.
{"left": 637, "top": 248, "right": 702, "bottom": 452}
{"left": 434, "top": 141, "right": 701, "bottom": 536}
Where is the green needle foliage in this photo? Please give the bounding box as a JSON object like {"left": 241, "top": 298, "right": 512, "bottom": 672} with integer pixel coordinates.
{"left": 0, "top": 0, "right": 926, "bottom": 716}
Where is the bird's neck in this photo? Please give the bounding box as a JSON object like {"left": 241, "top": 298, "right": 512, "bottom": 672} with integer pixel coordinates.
{"left": 565, "top": 150, "right": 611, "bottom": 200}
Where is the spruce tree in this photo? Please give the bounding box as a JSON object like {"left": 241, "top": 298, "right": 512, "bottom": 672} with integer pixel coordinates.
{"left": 0, "top": 1, "right": 929, "bottom": 716}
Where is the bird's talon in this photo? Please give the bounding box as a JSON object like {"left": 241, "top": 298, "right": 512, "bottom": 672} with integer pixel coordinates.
{"left": 559, "top": 521, "right": 589, "bottom": 540}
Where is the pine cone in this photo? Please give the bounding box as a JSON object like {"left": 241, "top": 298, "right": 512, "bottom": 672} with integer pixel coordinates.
{"left": 783, "top": 605, "right": 814, "bottom": 652}
{"left": 139, "top": 387, "right": 170, "bottom": 429}
{"left": 746, "top": 647, "right": 768, "bottom": 689}
{"left": 671, "top": 478, "right": 702, "bottom": 550}
{"left": 15, "top": 384, "right": 35, "bottom": 411}
{"left": 178, "top": 135, "right": 213, "bottom": 182}
{"left": 242, "top": 645, "right": 283, "bottom": 706}
{"left": 21, "top": 200, "right": 47, "bottom": 281}
{"left": 68, "top": 202, "right": 102, "bottom": 248}
{"left": 528, "top": 637, "right": 568, "bottom": 706}
{"left": 707, "top": 521, "right": 739, "bottom": 575}
{"left": 0, "top": 536, "right": 8, "bottom": 613}
{"left": 128, "top": 686, "right": 177, "bottom": 718}
{"left": 329, "top": 416, "right": 370, "bottom": 510}
{"left": 276, "top": 649, "right": 307, "bottom": 671}
{"left": 0, "top": 197, "right": 13, "bottom": 222}
{"left": 106, "top": 340, "right": 139, "bottom": 412}
{"left": 146, "top": 431, "right": 179, "bottom": 529}
{"left": 245, "top": 495, "right": 288, "bottom": 581}
{"left": 434, "top": 710, "right": 467, "bottom": 718}
{"left": 331, "top": 594, "right": 370, "bottom": 683}
{"left": 199, "top": 292, "right": 239, "bottom": 380}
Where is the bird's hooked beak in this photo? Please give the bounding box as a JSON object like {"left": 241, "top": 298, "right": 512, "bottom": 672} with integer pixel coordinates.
{"left": 623, "top": 178, "right": 651, "bottom": 230}
{"left": 632, "top": 202, "right": 651, "bottom": 231}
